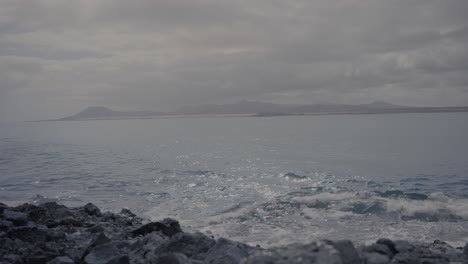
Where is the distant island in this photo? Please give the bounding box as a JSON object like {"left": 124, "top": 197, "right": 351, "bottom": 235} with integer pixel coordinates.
{"left": 57, "top": 106, "right": 170, "bottom": 121}
{"left": 54, "top": 100, "right": 468, "bottom": 121}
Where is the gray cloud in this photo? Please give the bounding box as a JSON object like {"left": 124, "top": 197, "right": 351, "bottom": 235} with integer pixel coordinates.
{"left": 1, "top": 0, "right": 468, "bottom": 121}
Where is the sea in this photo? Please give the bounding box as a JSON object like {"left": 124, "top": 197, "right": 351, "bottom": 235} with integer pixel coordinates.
{"left": 1, "top": 112, "right": 467, "bottom": 247}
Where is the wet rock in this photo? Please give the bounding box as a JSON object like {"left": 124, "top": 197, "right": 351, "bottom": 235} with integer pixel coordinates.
{"left": 1, "top": 254, "right": 22, "bottom": 264}
{"left": 47, "top": 256, "right": 74, "bottom": 264}
{"left": 157, "top": 253, "right": 192, "bottom": 264}
{"left": 119, "top": 209, "right": 136, "bottom": 218}
{"left": 87, "top": 224, "right": 105, "bottom": 234}
{"left": 389, "top": 252, "right": 449, "bottom": 264}
{"left": 40, "top": 203, "right": 74, "bottom": 220}
{"left": 242, "top": 242, "right": 343, "bottom": 264}
{"left": 157, "top": 232, "right": 215, "bottom": 261}
{"left": 2, "top": 210, "right": 28, "bottom": 226}
{"left": 429, "top": 240, "right": 456, "bottom": 255}
{"left": 364, "top": 243, "right": 394, "bottom": 258}
{"left": 105, "top": 255, "right": 129, "bottom": 264}
{"left": 46, "top": 230, "right": 66, "bottom": 241}
{"left": 83, "top": 203, "right": 102, "bottom": 217}
{"left": 376, "top": 239, "right": 397, "bottom": 255}
{"left": 0, "top": 220, "right": 14, "bottom": 232}
{"left": 115, "top": 218, "right": 133, "bottom": 227}
{"left": 25, "top": 255, "right": 48, "bottom": 264}
{"left": 84, "top": 242, "right": 126, "bottom": 264}
{"left": 23, "top": 206, "right": 50, "bottom": 224}
{"left": 0, "top": 237, "right": 17, "bottom": 252}
{"left": 127, "top": 233, "right": 167, "bottom": 263}
{"left": 50, "top": 217, "right": 82, "bottom": 228}
{"left": 0, "top": 202, "right": 9, "bottom": 212}
{"left": 93, "top": 233, "right": 112, "bottom": 246}
{"left": 204, "top": 238, "right": 250, "bottom": 264}
{"left": 363, "top": 252, "right": 389, "bottom": 264}
{"left": 7, "top": 226, "right": 47, "bottom": 243}
{"left": 392, "top": 241, "right": 414, "bottom": 254}
{"left": 131, "top": 218, "right": 182, "bottom": 237}
{"left": 1, "top": 202, "right": 467, "bottom": 264}
{"left": 325, "top": 240, "right": 361, "bottom": 264}
{"left": 102, "top": 212, "right": 117, "bottom": 222}
{"left": 78, "top": 233, "right": 112, "bottom": 262}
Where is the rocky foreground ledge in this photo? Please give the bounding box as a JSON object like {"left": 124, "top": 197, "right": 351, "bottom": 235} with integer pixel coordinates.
{"left": 1, "top": 202, "right": 467, "bottom": 264}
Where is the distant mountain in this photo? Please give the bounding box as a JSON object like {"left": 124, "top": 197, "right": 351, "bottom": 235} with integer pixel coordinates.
{"left": 175, "top": 100, "right": 407, "bottom": 115}
{"left": 58, "top": 106, "right": 168, "bottom": 121}
{"left": 55, "top": 101, "right": 468, "bottom": 121}
{"left": 359, "top": 101, "right": 403, "bottom": 108}
{"left": 175, "top": 100, "right": 294, "bottom": 115}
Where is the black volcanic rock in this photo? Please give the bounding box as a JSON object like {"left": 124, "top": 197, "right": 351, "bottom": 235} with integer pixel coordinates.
{"left": 83, "top": 203, "right": 102, "bottom": 217}
{"left": 324, "top": 240, "right": 360, "bottom": 264}
{"left": 2, "top": 210, "right": 28, "bottom": 226}
{"left": 131, "top": 218, "right": 182, "bottom": 237}
{"left": 0, "top": 202, "right": 467, "bottom": 264}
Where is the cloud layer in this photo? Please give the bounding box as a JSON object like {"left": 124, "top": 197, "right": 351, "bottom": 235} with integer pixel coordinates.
{"left": 1, "top": 0, "right": 468, "bottom": 121}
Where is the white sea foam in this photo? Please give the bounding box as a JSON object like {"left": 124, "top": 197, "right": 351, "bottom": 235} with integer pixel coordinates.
{"left": 293, "top": 191, "right": 468, "bottom": 220}
{"left": 144, "top": 190, "right": 468, "bottom": 248}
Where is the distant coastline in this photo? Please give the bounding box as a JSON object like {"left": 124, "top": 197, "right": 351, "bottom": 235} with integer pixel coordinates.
{"left": 47, "top": 101, "right": 468, "bottom": 121}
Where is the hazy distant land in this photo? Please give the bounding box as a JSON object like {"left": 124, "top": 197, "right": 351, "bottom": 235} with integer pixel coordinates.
{"left": 54, "top": 100, "right": 468, "bottom": 121}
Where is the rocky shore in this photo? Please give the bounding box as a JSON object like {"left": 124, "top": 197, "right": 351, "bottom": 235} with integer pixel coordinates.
{"left": 1, "top": 202, "right": 467, "bottom": 264}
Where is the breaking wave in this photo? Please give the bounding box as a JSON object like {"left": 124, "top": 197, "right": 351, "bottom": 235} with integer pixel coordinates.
{"left": 291, "top": 191, "right": 468, "bottom": 222}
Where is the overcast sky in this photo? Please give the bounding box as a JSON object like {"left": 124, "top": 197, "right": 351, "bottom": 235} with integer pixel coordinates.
{"left": 1, "top": 0, "right": 468, "bottom": 121}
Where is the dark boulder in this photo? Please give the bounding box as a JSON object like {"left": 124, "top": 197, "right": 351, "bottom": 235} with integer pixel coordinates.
{"left": 0, "top": 237, "right": 17, "bottom": 252}
{"left": 429, "top": 240, "right": 456, "bottom": 255}
{"left": 48, "top": 256, "right": 74, "bottom": 264}
{"left": 157, "top": 232, "right": 215, "bottom": 261}
{"left": 158, "top": 253, "right": 192, "bottom": 264}
{"left": 40, "top": 203, "right": 75, "bottom": 219}
{"left": 22, "top": 205, "right": 50, "bottom": 224}
{"left": 83, "top": 203, "right": 102, "bottom": 217}
{"left": 242, "top": 241, "right": 343, "bottom": 264}
{"left": 389, "top": 251, "right": 449, "bottom": 264}
{"left": 376, "top": 239, "right": 397, "bottom": 255}
{"left": 2, "top": 210, "right": 28, "bottom": 226}
{"left": 131, "top": 218, "right": 182, "bottom": 237}
{"left": 46, "top": 217, "right": 83, "bottom": 229}
{"left": 25, "top": 255, "right": 48, "bottom": 264}
{"left": 105, "top": 255, "right": 130, "bottom": 264}
{"left": 46, "top": 230, "right": 66, "bottom": 241}
{"left": 364, "top": 243, "right": 394, "bottom": 258}
{"left": 325, "top": 240, "right": 361, "bottom": 264}
{"left": 101, "top": 212, "right": 117, "bottom": 222}
{"left": 87, "top": 224, "right": 105, "bottom": 234}
{"left": 1, "top": 254, "right": 22, "bottom": 264}
{"left": 0, "top": 219, "right": 14, "bottom": 232}
{"left": 0, "top": 202, "right": 9, "bottom": 213}
{"left": 119, "top": 209, "right": 136, "bottom": 218}
{"left": 204, "top": 238, "right": 250, "bottom": 264}
{"left": 79, "top": 233, "right": 112, "bottom": 262}
{"left": 392, "top": 241, "right": 415, "bottom": 254}
{"left": 84, "top": 241, "right": 130, "bottom": 264}
{"left": 7, "top": 226, "right": 47, "bottom": 243}
{"left": 1, "top": 202, "right": 467, "bottom": 264}
{"left": 363, "top": 252, "right": 389, "bottom": 264}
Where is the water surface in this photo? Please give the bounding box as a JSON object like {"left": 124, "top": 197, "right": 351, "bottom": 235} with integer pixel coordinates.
{"left": 1, "top": 113, "right": 467, "bottom": 246}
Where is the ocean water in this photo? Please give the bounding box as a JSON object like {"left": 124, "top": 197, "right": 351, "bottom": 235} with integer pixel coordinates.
{"left": 1, "top": 113, "right": 468, "bottom": 247}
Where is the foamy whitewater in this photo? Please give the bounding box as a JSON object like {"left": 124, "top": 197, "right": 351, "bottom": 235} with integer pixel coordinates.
{"left": 1, "top": 113, "right": 467, "bottom": 247}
